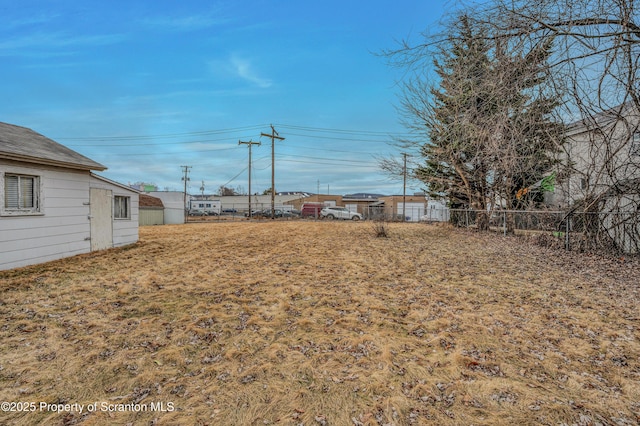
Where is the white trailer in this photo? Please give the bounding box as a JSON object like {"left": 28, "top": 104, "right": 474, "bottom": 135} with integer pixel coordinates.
{"left": 189, "top": 199, "right": 221, "bottom": 215}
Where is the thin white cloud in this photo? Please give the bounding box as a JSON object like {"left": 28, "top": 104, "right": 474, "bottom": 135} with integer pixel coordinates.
{"left": 3, "top": 13, "right": 61, "bottom": 31}
{"left": 229, "top": 55, "right": 273, "bottom": 89}
{"left": 142, "top": 14, "right": 230, "bottom": 31}
{"left": 207, "top": 54, "right": 274, "bottom": 89}
{"left": 0, "top": 31, "right": 125, "bottom": 52}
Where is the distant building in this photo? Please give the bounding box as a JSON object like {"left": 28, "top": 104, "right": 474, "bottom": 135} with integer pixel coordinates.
{"left": 147, "top": 191, "right": 185, "bottom": 224}
{"left": 188, "top": 195, "right": 221, "bottom": 215}
{"left": 217, "top": 194, "right": 305, "bottom": 213}
{"left": 139, "top": 193, "right": 164, "bottom": 226}
{"left": 375, "top": 195, "right": 427, "bottom": 222}
{"left": 130, "top": 182, "right": 158, "bottom": 192}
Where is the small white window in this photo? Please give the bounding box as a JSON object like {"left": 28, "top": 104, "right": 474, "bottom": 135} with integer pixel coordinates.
{"left": 114, "top": 196, "right": 130, "bottom": 219}
{"left": 631, "top": 132, "right": 640, "bottom": 156}
{"left": 3, "top": 174, "right": 40, "bottom": 214}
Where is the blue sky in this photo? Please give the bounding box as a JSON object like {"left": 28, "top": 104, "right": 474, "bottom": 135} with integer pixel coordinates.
{"left": 1, "top": 0, "right": 448, "bottom": 195}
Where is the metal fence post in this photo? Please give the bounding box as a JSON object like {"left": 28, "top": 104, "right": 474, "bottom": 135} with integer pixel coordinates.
{"left": 565, "top": 212, "right": 570, "bottom": 251}
{"left": 503, "top": 211, "right": 507, "bottom": 236}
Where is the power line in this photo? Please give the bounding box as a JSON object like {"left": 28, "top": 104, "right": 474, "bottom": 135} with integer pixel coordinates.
{"left": 274, "top": 123, "right": 413, "bottom": 137}
{"left": 66, "top": 136, "right": 260, "bottom": 148}
{"left": 58, "top": 123, "right": 412, "bottom": 143}
{"left": 278, "top": 158, "right": 375, "bottom": 168}
{"left": 276, "top": 152, "right": 373, "bottom": 165}
{"left": 218, "top": 166, "right": 248, "bottom": 190}
{"left": 76, "top": 145, "right": 243, "bottom": 157}
{"left": 280, "top": 132, "right": 394, "bottom": 143}
{"left": 53, "top": 123, "right": 413, "bottom": 193}
{"left": 57, "top": 125, "right": 268, "bottom": 141}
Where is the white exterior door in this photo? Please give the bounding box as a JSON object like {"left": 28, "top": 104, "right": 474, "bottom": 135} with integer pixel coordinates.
{"left": 90, "top": 188, "right": 113, "bottom": 251}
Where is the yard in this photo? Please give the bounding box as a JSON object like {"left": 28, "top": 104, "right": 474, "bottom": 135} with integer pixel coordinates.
{"left": 0, "top": 221, "right": 638, "bottom": 425}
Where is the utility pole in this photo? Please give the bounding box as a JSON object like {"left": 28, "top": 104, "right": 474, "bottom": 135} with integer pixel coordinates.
{"left": 239, "top": 139, "right": 261, "bottom": 218}
{"left": 260, "top": 125, "right": 284, "bottom": 219}
{"left": 402, "top": 153, "right": 408, "bottom": 222}
{"left": 181, "top": 165, "right": 192, "bottom": 222}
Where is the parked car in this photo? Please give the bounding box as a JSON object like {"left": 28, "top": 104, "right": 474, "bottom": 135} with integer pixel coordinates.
{"left": 244, "top": 209, "right": 262, "bottom": 217}
{"left": 277, "top": 209, "right": 296, "bottom": 218}
{"left": 253, "top": 209, "right": 296, "bottom": 218}
{"left": 320, "top": 206, "right": 362, "bottom": 220}
{"left": 250, "top": 209, "right": 269, "bottom": 218}
{"left": 189, "top": 210, "right": 207, "bottom": 216}
{"left": 301, "top": 203, "right": 324, "bottom": 218}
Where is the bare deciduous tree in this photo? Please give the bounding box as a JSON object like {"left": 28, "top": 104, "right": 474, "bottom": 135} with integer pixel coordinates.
{"left": 475, "top": 0, "right": 640, "bottom": 252}
{"left": 384, "top": 0, "right": 640, "bottom": 251}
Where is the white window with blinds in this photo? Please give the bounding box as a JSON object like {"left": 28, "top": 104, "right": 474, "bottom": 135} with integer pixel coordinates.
{"left": 3, "top": 173, "right": 41, "bottom": 214}
{"left": 114, "top": 195, "right": 130, "bottom": 219}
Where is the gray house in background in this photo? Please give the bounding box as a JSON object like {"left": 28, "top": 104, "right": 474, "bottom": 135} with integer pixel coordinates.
{"left": 0, "top": 122, "right": 139, "bottom": 271}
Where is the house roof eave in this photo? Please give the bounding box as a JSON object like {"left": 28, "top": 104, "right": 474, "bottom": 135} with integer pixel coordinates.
{"left": 0, "top": 152, "right": 107, "bottom": 171}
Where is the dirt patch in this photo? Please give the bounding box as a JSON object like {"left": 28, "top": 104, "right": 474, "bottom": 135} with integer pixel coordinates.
{"left": 0, "top": 222, "right": 638, "bottom": 425}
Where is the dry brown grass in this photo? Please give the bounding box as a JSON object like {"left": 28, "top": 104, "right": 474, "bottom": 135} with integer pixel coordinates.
{"left": 0, "top": 221, "right": 639, "bottom": 426}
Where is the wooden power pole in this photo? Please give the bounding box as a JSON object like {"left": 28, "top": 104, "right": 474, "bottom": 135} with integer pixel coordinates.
{"left": 181, "top": 165, "right": 192, "bottom": 223}
{"left": 238, "top": 139, "right": 261, "bottom": 218}
{"left": 402, "top": 153, "right": 407, "bottom": 222}
{"left": 260, "top": 125, "right": 285, "bottom": 219}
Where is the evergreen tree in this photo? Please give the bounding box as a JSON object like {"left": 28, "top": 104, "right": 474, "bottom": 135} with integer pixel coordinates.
{"left": 413, "top": 14, "right": 563, "bottom": 230}
{"left": 491, "top": 36, "right": 564, "bottom": 211}
{"left": 417, "top": 15, "right": 497, "bottom": 229}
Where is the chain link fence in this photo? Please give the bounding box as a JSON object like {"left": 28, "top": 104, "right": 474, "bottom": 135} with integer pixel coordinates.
{"left": 186, "top": 203, "right": 639, "bottom": 254}
{"left": 448, "top": 209, "right": 640, "bottom": 254}
{"left": 186, "top": 203, "right": 301, "bottom": 221}
{"left": 188, "top": 204, "right": 433, "bottom": 222}
{"left": 364, "top": 205, "right": 436, "bottom": 222}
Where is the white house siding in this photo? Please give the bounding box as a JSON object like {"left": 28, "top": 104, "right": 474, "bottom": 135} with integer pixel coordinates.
{"left": 0, "top": 160, "right": 91, "bottom": 270}
{"left": 148, "top": 191, "right": 185, "bottom": 224}
{"left": 89, "top": 175, "right": 139, "bottom": 247}
{"left": 551, "top": 105, "right": 640, "bottom": 207}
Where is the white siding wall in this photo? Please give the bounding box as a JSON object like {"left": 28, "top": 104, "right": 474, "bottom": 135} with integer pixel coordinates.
{"left": 89, "top": 175, "right": 139, "bottom": 247}
{"left": 148, "top": 191, "right": 186, "bottom": 224}
{"left": 139, "top": 208, "right": 164, "bottom": 226}
{"left": 0, "top": 160, "right": 91, "bottom": 270}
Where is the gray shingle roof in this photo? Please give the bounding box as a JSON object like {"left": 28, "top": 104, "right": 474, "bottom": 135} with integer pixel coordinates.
{"left": 0, "top": 122, "right": 106, "bottom": 171}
